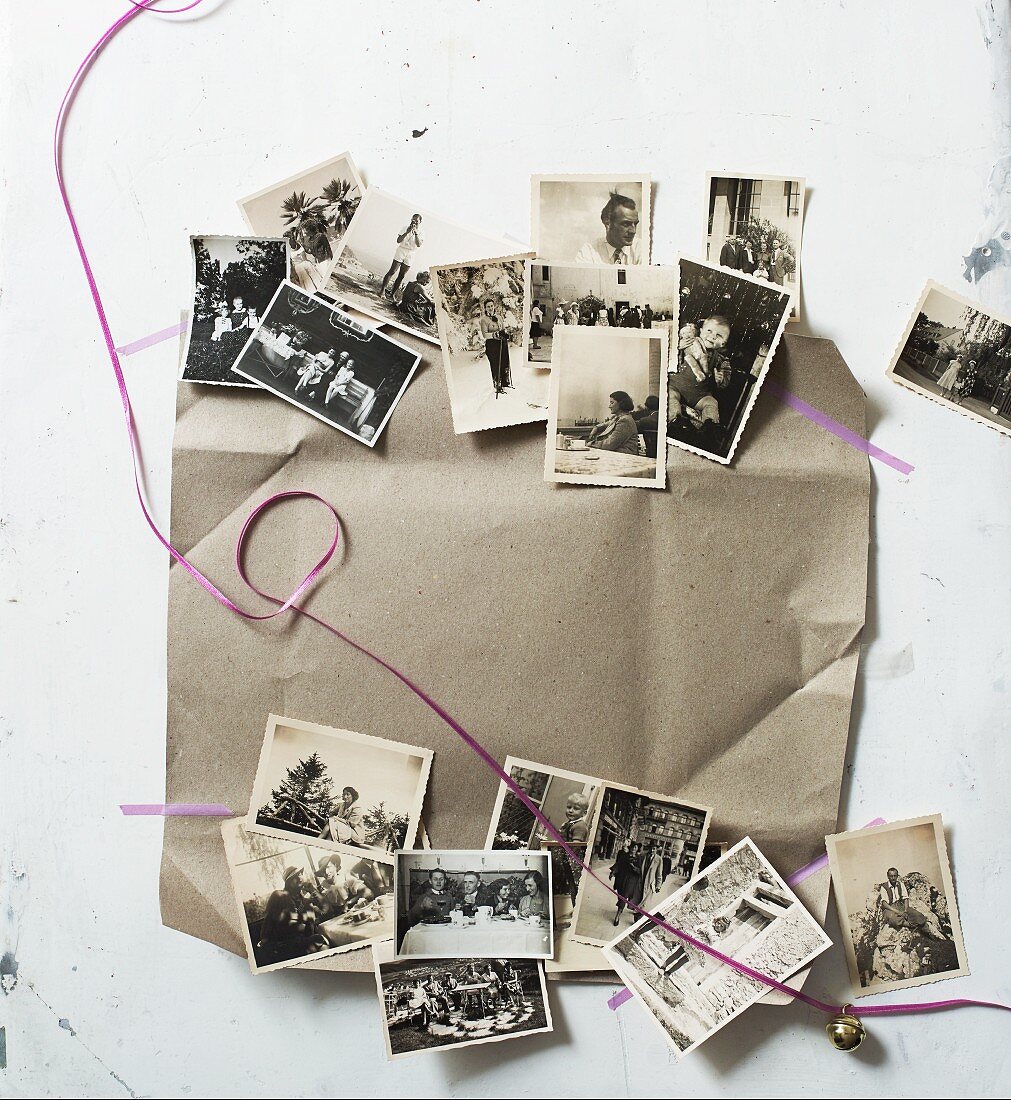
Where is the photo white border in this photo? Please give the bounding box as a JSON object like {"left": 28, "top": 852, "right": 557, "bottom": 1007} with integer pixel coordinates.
{"left": 430, "top": 252, "right": 545, "bottom": 434}
{"left": 530, "top": 173, "right": 652, "bottom": 263}
{"left": 483, "top": 756, "right": 610, "bottom": 975}
{"left": 544, "top": 325, "right": 669, "bottom": 489}
{"left": 245, "top": 713, "right": 433, "bottom": 859}
{"left": 372, "top": 941, "right": 553, "bottom": 1060}
{"left": 570, "top": 779, "right": 713, "bottom": 948}
{"left": 393, "top": 849, "right": 554, "bottom": 961}
{"left": 669, "top": 254, "right": 794, "bottom": 465}
{"left": 603, "top": 836, "right": 832, "bottom": 1059}
{"left": 178, "top": 234, "right": 291, "bottom": 388}
{"left": 221, "top": 816, "right": 395, "bottom": 975}
{"left": 885, "top": 279, "right": 1011, "bottom": 442}
{"left": 704, "top": 171, "right": 806, "bottom": 322}
{"left": 230, "top": 280, "right": 423, "bottom": 449}
{"left": 322, "top": 187, "right": 523, "bottom": 345}
{"left": 522, "top": 259, "right": 677, "bottom": 365}
{"left": 825, "top": 813, "right": 970, "bottom": 997}
{"left": 237, "top": 150, "right": 366, "bottom": 237}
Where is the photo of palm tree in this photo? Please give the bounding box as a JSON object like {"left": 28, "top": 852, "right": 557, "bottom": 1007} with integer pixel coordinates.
{"left": 239, "top": 151, "right": 365, "bottom": 294}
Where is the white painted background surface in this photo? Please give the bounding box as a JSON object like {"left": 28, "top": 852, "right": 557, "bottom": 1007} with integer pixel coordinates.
{"left": 2, "top": 1, "right": 1010, "bottom": 1096}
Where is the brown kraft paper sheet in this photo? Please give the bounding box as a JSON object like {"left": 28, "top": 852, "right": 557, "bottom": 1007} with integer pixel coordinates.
{"left": 160, "top": 332, "right": 869, "bottom": 980}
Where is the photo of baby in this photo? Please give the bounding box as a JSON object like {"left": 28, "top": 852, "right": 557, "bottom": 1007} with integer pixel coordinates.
{"left": 668, "top": 258, "right": 793, "bottom": 464}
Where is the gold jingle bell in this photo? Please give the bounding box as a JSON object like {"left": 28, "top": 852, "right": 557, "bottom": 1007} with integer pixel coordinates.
{"left": 826, "top": 1005, "right": 866, "bottom": 1051}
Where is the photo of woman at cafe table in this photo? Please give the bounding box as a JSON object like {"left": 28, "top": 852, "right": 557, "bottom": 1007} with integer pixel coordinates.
{"left": 545, "top": 325, "right": 668, "bottom": 489}
{"left": 394, "top": 851, "right": 553, "bottom": 961}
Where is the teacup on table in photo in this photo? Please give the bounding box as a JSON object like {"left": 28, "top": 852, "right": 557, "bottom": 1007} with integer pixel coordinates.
{"left": 393, "top": 849, "right": 554, "bottom": 961}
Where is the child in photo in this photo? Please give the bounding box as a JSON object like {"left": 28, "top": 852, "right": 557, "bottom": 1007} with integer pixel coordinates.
{"left": 669, "top": 315, "right": 732, "bottom": 428}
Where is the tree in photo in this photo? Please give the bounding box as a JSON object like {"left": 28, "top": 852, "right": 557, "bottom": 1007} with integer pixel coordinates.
{"left": 361, "top": 801, "right": 410, "bottom": 851}
{"left": 258, "top": 751, "right": 335, "bottom": 833}
{"left": 281, "top": 191, "right": 332, "bottom": 264}
{"left": 437, "top": 262, "right": 526, "bottom": 352}
{"left": 222, "top": 239, "right": 287, "bottom": 315}
{"left": 320, "top": 177, "right": 361, "bottom": 239}
{"left": 193, "top": 238, "right": 224, "bottom": 320}
{"left": 738, "top": 216, "right": 796, "bottom": 275}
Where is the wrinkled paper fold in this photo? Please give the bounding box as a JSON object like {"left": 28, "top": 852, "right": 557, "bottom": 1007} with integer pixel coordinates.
{"left": 161, "top": 332, "right": 869, "bottom": 979}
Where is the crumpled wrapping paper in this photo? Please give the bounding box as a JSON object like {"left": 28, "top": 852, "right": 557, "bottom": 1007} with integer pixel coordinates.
{"left": 160, "top": 331, "right": 869, "bottom": 979}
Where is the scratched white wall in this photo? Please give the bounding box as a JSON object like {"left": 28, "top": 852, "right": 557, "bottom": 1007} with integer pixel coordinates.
{"left": 2, "top": 1, "right": 1010, "bottom": 1097}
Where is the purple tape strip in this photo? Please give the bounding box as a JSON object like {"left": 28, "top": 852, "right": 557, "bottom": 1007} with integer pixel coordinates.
{"left": 608, "top": 816, "right": 887, "bottom": 1011}
{"left": 609, "top": 988, "right": 634, "bottom": 1010}
{"left": 120, "top": 803, "right": 233, "bottom": 816}
{"left": 116, "top": 320, "right": 186, "bottom": 357}
{"left": 766, "top": 381, "right": 915, "bottom": 476}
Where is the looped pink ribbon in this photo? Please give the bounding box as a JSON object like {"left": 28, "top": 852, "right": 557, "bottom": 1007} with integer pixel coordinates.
{"left": 58, "top": 0, "right": 1009, "bottom": 1026}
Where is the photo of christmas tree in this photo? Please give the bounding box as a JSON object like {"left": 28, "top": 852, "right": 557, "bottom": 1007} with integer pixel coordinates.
{"left": 245, "top": 714, "right": 433, "bottom": 856}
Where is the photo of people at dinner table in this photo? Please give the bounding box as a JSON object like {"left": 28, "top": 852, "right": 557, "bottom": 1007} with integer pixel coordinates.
{"left": 221, "top": 819, "right": 395, "bottom": 974}
{"left": 394, "top": 851, "right": 553, "bottom": 960}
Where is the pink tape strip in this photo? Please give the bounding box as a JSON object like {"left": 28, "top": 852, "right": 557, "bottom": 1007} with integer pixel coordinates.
{"left": 766, "top": 380, "right": 915, "bottom": 476}
{"left": 609, "top": 817, "right": 887, "bottom": 1012}
{"left": 116, "top": 320, "right": 186, "bottom": 356}
{"left": 120, "top": 803, "right": 233, "bottom": 816}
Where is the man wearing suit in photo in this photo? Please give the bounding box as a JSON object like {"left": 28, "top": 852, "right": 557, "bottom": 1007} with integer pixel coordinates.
{"left": 770, "top": 239, "right": 789, "bottom": 285}
{"left": 719, "top": 234, "right": 741, "bottom": 270}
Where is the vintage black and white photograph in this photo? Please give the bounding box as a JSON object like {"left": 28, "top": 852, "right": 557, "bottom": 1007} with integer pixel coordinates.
{"left": 669, "top": 257, "right": 793, "bottom": 464}
{"left": 525, "top": 261, "right": 675, "bottom": 365}
{"left": 545, "top": 326, "right": 668, "bottom": 489}
{"left": 531, "top": 174, "right": 651, "bottom": 265}
{"left": 246, "top": 714, "right": 433, "bottom": 857}
{"left": 230, "top": 281, "right": 422, "bottom": 446}
{"left": 237, "top": 151, "right": 365, "bottom": 294}
{"left": 706, "top": 172, "right": 805, "bottom": 320}
{"left": 570, "top": 782, "right": 712, "bottom": 948}
{"left": 603, "top": 838, "right": 832, "bottom": 1059}
{"left": 699, "top": 842, "right": 730, "bottom": 871}
{"left": 430, "top": 254, "right": 549, "bottom": 434}
{"left": 485, "top": 757, "right": 605, "bottom": 974}
{"left": 178, "top": 235, "right": 289, "bottom": 386}
{"left": 221, "top": 818, "right": 395, "bottom": 974}
{"left": 320, "top": 188, "right": 518, "bottom": 343}
{"left": 373, "top": 941, "right": 552, "bottom": 1060}
{"left": 886, "top": 280, "right": 1011, "bottom": 440}
{"left": 394, "top": 850, "right": 553, "bottom": 961}
{"left": 826, "top": 814, "right": 969, "bottom": 996}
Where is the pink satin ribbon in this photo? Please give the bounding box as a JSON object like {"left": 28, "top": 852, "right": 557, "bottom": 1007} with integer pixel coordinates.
{"left": 58, "top": 0, "right": 1008, "bottom": 1026}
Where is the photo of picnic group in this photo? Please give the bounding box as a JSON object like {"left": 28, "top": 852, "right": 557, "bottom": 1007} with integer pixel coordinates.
{"left": 373, "top": 942, "right": 552, "bottom": 1059}
{"left": 221, "top": 819, "right": 395, "bottom": 974}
